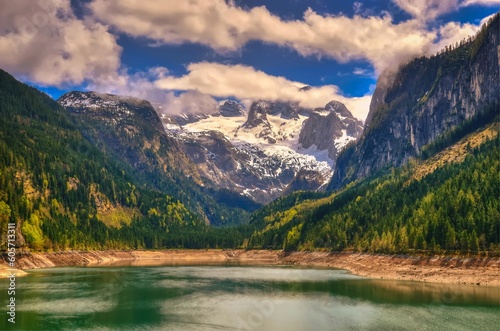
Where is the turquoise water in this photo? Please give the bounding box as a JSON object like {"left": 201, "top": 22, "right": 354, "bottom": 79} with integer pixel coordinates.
{"left": 1, "top": 265, "right": 499, "bottom": 330}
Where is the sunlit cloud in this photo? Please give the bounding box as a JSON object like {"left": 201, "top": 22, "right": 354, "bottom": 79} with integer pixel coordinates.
{"left": 0, "top": 0, "right": 121, "bottom": 86}
{"left": 156, "top": 62, "right": 372, "bottom": 120}
{"left": 89, "top": 0, "right": 444, "bottom": 73}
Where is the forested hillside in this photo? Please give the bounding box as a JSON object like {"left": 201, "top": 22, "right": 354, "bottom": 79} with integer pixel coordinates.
{"left": 0, "top": 69, "right": 248, "bottom": 251}
{"left": 1, "top": 66, "right": 498, "bottom": 254}
{"left": 248, "top": 123, "right": 500, "bottom": 254}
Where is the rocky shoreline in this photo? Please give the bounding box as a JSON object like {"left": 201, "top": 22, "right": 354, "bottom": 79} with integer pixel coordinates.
{"left": 1, "top": 250, "right": 499, "bottom": 286}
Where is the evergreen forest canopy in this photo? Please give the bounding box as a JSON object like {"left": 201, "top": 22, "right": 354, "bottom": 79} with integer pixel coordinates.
{"left": 247, "top": 131, "right": 500, "bottom": 254}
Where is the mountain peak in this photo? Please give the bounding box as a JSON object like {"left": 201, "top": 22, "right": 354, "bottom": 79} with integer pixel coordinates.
{"left": 219, "top": 100, "right": 245, "bottom": 117}
{"left": 325, "top": 100, "right": 355, "bottom": 120}
{"left": 299, "top": 101, "right": 363, "bottom": 161}
{"left": 243, "top": 101, "right": 271, "bottom": 128}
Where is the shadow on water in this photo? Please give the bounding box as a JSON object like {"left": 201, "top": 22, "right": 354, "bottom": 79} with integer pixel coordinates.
{"left": 270, "top": 278, "right": 500, "bottom": 307}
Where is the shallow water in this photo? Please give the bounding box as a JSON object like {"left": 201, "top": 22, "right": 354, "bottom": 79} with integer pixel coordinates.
{"left": 1, "top": 265, "right": 499, "bottom": 330}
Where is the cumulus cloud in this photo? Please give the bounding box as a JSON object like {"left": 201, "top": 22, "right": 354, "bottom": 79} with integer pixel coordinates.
{"left": 0, "top": 0, "right": 121, "bottom": 86}
{"left": 89, "top": 0, "right": 441, "bottom": 73}
{"left": 155, "top": 62, "right": 372, "bottom": 120}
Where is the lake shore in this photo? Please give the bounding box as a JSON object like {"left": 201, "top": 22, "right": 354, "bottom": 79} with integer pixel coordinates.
{"left": 1, "top": 250, "right": 499, "bottom": 286}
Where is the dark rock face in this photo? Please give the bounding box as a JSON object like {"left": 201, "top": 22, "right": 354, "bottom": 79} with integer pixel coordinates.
{"left": 265, "top": 102, "right": 301, "bottom": 119}
{"left": 299, "top": 101, "right": 363, "bottom": 161}
{"left": 219, "top": 100, "right": 245, "bottom": 117}
{"left": 244, "top": 100, "right": 304, "bottom": 127}
{"left": 329, "top": 14, "right": 500, "bottom": 190}
{"left": 243, "top": 101, "right": 272, "bottom": 128}
{"left": 300, "top": 112, "right": 343, "bottom": 157}
{"left": 174, "top": 130, "right": 309, "bottom": 204}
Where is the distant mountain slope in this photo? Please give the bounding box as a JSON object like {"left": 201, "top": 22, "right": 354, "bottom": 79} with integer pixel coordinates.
{"left": 165, "top": 99, "right": 362, "bottom": 203}
{"left": 330, "top": 13, "right": 500, "bottom": 190}
{"left": 59, "top": 91, "right": 199, "bottom": 179}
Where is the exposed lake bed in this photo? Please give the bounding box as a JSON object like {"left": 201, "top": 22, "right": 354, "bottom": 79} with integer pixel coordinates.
{"left": 2, "top": 250, "right": 499, "bottom": 286}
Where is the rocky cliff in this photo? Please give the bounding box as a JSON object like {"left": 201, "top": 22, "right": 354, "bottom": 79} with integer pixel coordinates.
{"left": 299, "top": 101, "right": 363, "bottom": 161}
{"left": 219, "top": 100, "right": 245, "bottom": 117}
{"left": 329, "top": 13, "right": 500, "bottom": 189}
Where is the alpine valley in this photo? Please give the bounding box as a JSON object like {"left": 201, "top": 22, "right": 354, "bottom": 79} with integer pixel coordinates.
{"left": 0, "top": 12, "right": 498, "bottom": 257}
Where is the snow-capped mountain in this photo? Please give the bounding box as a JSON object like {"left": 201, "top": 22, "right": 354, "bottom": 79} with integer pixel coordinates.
{"left": 59, "top": 91, "right": 362, "bottom": 204}
{"left": 163, "top": 99, "right": 363, "bottom": 203}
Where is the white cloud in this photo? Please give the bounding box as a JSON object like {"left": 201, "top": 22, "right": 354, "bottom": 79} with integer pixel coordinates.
{"left": 353, "top": 68, "right": 370, "bottom": 76}
{"left": 89, "top": 0, "right": 440, "bottom": 73}
{"left": 0, "top": 0, "right": 121, "bottom": 86}
{"left": 430, "top": 21, "right": 481, "bottom": 54}
{"left": 161, "top": 91, "right": 219, "bottom": 116}
{"left": 86, "top": 67, "right": 219, "bottom": 116}
{"left": 155, "top": 62, "right": 372, "bottom": 120}
{"left": 392, "top": 0, "right": 460, "bottom": 21}
{"left": 392, "top": 0, "right": 500, "bottom": 21}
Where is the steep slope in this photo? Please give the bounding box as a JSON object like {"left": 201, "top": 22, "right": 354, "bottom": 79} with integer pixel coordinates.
{"left": 172, "top": 130, "right": 328, "bottom": 204}
{"left": 59, "top": 91, "right": 199, "bottom": 179}
{"left": 58, "top": 92, "right": 253, "bottom": 225}
{"left": 330, "top": 14, "right": 500, "bottom": 189}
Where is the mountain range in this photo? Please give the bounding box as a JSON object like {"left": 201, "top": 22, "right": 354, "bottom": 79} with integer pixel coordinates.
{"left": 0, "top": 13, "right": 498, "bottom": 253}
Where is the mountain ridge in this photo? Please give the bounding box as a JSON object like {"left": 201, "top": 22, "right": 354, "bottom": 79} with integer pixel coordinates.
{"left": 163, "top": 98, "right": 362, "bottom": 203}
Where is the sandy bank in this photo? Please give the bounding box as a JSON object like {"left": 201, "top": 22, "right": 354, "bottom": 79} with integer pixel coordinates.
{"left": 1, "top": 250, "right": 499, "bottom": 286}
{"left": 280, "top": 251, "right": 500, "bottom": 286}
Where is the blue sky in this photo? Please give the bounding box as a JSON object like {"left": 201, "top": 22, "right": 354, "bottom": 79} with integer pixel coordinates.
{"left": 1, "top": 0, "right": 498, "bottom": 120}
